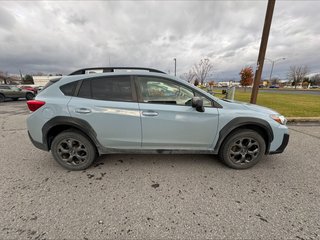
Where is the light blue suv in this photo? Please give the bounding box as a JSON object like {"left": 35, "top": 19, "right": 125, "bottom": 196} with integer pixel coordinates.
{"left": 26, "top": 67, "right": 289, "bottom": 170}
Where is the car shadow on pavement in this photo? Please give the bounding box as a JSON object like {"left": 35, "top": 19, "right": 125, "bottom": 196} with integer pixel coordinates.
{"left": 92, "top": 154, "right": 225, "bottom": 170}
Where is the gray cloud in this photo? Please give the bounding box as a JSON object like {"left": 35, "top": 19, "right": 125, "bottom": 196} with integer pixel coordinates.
{"left": 0, "top": 6, "right": 16, "bottom": 30}
{"left": 0, "top": 1, "right": 319, "bottom": 80}
{"left": 67, "top": 14, "right": 88, "bottom": 26}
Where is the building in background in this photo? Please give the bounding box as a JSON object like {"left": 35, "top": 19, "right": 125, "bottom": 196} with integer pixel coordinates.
{"left": 33, "top": 76, "right": 62, "bottom": 86}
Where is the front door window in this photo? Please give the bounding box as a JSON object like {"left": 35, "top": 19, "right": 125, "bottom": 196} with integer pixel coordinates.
{"left": 137, "top": 77, "right": 194, "bottom": 105}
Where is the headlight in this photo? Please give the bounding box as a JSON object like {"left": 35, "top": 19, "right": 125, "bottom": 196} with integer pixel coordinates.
{"left": 270, "top": 114, "right": 287, "bottom": 125}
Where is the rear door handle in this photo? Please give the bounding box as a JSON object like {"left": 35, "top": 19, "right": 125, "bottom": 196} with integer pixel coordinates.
{"left": 75, "top": 108, "right": 91, "bottom": 114}
{"left": 142, "top": 111, "right": 159, "bottom": 117}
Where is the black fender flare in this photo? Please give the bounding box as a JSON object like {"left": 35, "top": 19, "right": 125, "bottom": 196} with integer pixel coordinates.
{"left": 214, "top": 117, "right": 274, "bottom": 153}
{"left": 42, "top": 116, "right": 102, "bottom": 151}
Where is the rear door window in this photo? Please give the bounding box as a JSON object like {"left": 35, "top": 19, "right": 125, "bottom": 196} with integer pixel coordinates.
{"left": 77, "top": 76, "right": 134, "bottom": 102}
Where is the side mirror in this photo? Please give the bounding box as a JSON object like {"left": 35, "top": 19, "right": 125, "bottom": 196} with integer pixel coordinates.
{"left": 192, "top": 97, "right": 205, "bottom": 112}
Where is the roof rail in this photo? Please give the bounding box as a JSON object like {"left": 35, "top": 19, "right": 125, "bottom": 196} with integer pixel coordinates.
{"left": 69, "top": 67, "right": 166, "bottom": 75}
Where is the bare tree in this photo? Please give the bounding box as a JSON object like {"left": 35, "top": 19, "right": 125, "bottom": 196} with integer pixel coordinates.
{"left": 192, "top": 58, "right": 214, "bottom": 85}
{"left": 180, "top": 69, "right": 195, "bottom": 83}
{"left": 288, "top": 65, "right": 309, "bottom": 89}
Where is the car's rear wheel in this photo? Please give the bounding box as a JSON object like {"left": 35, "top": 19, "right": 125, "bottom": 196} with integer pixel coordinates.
{"left": 51, "top": 130, "right": 97, "bottom": 171}
{"left": 219, "top": 129, "right": 266, "bottom": 169}
{"left": 26, "top": 92, "right": 34, "bottom": 100}
{"left": 0, "top": 94, "right": 5, "bottom": 102}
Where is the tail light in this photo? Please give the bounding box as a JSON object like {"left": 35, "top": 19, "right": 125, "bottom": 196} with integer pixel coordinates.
{"left": 27, "top": 100, "right": 46, "bottom": 112}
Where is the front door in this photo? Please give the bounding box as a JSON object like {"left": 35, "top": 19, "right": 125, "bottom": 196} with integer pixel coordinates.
{"left": 135, "top": 76, "right": 219, "bottom": 150}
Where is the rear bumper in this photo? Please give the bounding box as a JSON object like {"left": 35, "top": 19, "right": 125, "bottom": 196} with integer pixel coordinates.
{"left": 28, "top": 131, "right": 48, "bottom": 151}
{"left": 269, "top": 133, "right": 289, "bottom": 154}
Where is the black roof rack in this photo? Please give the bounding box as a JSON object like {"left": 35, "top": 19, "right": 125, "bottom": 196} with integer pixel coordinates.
{"left": 69, "top": 67, "right": 166, "bottom": 75}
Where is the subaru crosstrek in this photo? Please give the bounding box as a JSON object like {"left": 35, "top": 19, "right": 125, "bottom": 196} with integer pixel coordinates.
{"left": 26, "top": 67, "right": 289, "bottom": 170}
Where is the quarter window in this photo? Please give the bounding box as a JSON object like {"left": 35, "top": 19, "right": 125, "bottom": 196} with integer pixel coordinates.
{"left": 60, "top": 81, "right": 77, "bottom": 96}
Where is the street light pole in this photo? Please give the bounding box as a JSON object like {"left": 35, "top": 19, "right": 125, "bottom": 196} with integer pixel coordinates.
{"left": 265, "top": 57, "right": 286, "bottom": 82}
{"left": 173, "top": 58, "right": 177, "bottom": 76}
{"left": 269, "top": 61, "right": 275, "bottom": 82}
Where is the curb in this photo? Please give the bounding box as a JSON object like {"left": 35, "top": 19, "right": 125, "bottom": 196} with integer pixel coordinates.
{"left": 287, "top": 117, "right": 320, "bottom": 122}
{"left": 287, "top": 117, "right": 320, "bottom": 125}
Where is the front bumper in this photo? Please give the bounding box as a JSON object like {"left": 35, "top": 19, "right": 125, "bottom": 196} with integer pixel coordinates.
{"left": 269, "top": 133, "right": 289, "bottom": 154}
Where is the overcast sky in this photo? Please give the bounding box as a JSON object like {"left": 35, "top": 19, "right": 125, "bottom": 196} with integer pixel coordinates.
{"left": 0, "top": 0, "right": 319, "bottom": 81}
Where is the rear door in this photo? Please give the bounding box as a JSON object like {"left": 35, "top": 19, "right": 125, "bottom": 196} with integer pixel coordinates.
{"left": 67, "top": 75, "right": 141, "bottom": 149}
{"left": 135, "top": 76, "right": 219, "bottom": 150}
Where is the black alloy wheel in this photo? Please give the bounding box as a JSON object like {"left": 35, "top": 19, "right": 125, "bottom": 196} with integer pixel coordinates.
{"left": 219, "top": 129, "right": 266, "bottom": 169}
{"left": 51, "top": 130, "right": 97, "bottom": 170}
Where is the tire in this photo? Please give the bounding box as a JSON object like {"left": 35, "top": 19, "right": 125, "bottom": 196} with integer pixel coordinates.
{"left": 51, "top": 130, "right": 97, "bottom": 171}
{"left": 219, "top": 129, "right": 266, "bottom": 169}
{"left": 26, "top": 92, "right": 34, "bottom": 100}
{"left": 0, "top": 94, "right": 4, "bottom": 102}
{"left": 12, "top": 98, "right": 19, "bottom": 101}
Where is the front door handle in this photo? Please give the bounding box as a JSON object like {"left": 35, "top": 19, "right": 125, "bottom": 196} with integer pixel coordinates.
{"left": 75, "top": 108, "right": 91, "bottom": 114}
{"left": 142, "top": 111, "right": 159, "bottom": 117}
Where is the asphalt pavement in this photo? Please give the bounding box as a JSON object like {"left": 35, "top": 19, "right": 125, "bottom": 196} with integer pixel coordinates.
{"left": 0, "top": 101, "right": 319, "bottom": 239}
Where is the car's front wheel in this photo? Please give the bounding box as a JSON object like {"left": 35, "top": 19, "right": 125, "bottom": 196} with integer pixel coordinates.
{"left": 51, "top": 130, "right": 97, "bottom": 170}
{"left": 219, "top": 129, "right": 266, "bottom": 169}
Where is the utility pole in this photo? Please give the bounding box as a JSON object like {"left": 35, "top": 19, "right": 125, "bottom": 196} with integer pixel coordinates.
{"left": 173, "top": 58, "right": 177, "bottom": 76}
{"left": 250, "top": 0, "right": 276, "bottom": 104}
